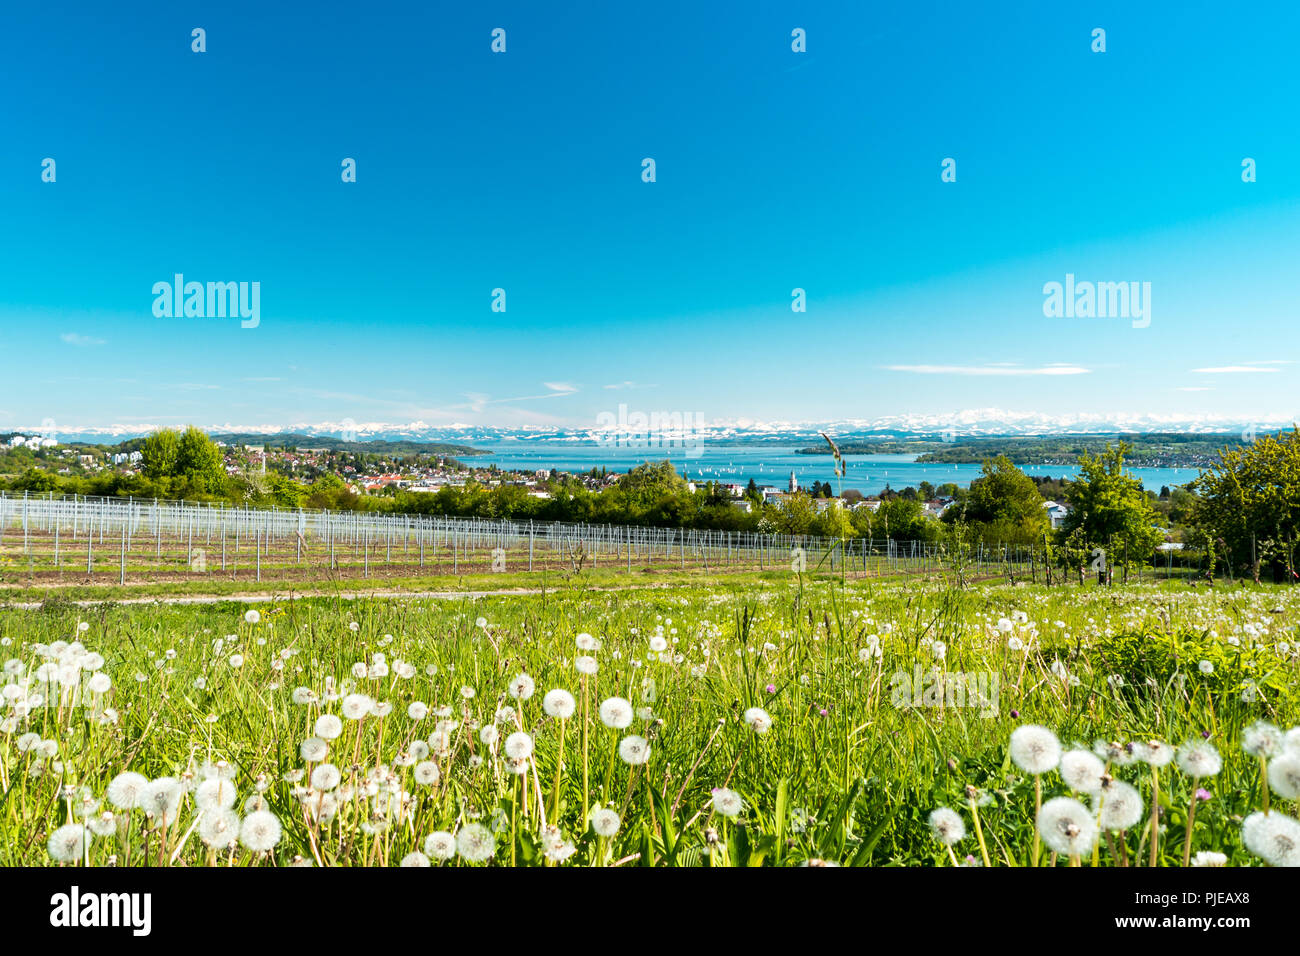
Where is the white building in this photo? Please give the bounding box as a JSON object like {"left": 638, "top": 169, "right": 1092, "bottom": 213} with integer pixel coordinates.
{"left": 1042, "top": 500, "right": 1071, "bottom": 530}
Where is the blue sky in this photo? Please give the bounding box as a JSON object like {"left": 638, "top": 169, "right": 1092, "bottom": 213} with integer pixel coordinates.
{"left": 2, "top": 0, "right": 1298, "bottom": 434}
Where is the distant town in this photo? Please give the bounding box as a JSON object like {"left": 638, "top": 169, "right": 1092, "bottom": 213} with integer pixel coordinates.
{"left": 0, "top": 428, "right": 1209, "bottom": 552}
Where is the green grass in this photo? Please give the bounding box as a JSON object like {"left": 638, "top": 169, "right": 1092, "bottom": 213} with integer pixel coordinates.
{"left": 2, "top": 574, "right": 1298, "bottom": 866}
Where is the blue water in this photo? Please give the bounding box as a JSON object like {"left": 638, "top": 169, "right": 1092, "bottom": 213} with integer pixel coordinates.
{"left": 471, "top": 442, "right": 1197, "bottom": 494}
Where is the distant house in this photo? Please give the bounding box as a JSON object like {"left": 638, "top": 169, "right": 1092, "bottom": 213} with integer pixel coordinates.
{"left": 1042, "top": 500, "right": 1071, "bottom": 530}
{"left": 731, "top": 499, "right": 754, "bottom": 513}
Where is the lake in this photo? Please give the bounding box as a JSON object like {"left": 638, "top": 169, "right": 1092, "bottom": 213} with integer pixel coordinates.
{"left": 470, "top": 441, "right": 1198, "bottom": 494}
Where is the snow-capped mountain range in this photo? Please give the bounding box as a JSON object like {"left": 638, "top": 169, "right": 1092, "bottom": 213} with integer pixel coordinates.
{"left": 9, "top": 409, "right": 1293, "bottom": 445}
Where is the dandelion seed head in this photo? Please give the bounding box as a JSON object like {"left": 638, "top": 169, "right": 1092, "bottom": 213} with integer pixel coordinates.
{"left": 928, "top": 807, "right": 966, "bottom": 846}
{"left": 1037, "top": 797, "right": 1098, "bottom": 856}
{"left": 743, "top": 707, "right": 773, "bottom": 734}
{"left": 618, "top": 734, "right": 651, "bottom": 765}
{"left": 504, "top": 731, "right": 534, "bottom": 760}
{"left": 1267, "top": 753, "right": 1300, "bottom": 801}
{"left": 1094, "top": 780, "right": 1144, "bottom": 832}
{"left": 507, "top": 673, "right": 535, "bottom": 700}
{"left": 310, "top": 763, "right": 341, "bottom": 791}
{"left": 1242, "top": 811, "right": 1300, "bottom": 867}
{"left": 599, "top": 697, "right": 633, "bottom": 729}
{"left": 711, "top": 787, "right": 743, "bottom": 818}
{"left": 1243, "top": 721, "right": 1284, "bottom": 758}
{"left": 106, "top": 771, "right": 149, "bottom": 809}
{"left": 194, "top": 777, "right": 238, "bottom": 812}
{"left": 314, "top": 714, "right": 344, "bottom": 740}
{"left": 1009, "top": 724, "right": 1061, "bottom": 775}
{"left": 590, "top": 807, "right": 621, "bottom": 838}
{"left": 239, "top": 809, "right": 282, "bottom": 852}
{"left": 1176, "top": 740, "right": 1222, "bottom": 778}
{"left": 542, "top": 688, "right": 576, "bottom": 719}
{"left": 424, "top": 831, "right": 456, "bottom": 860}
{"left": 455, "top": 823, "right": 495, "bottom": 862}
{"left": 1059, "top": 750, "right": 1106, "bottom": 795}
{"left": 47, "top": 823, "right": 87, "bottom": 863}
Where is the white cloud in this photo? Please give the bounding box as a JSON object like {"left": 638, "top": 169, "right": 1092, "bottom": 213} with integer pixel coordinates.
{"left": 60, "top": 332, "right": 105, "bottom": 347}
{"left": 1191, "top": 365, "right": 1278, "bottom": 374}
{"left": 884, "top": 364, "right": 1090, "bottom": 377}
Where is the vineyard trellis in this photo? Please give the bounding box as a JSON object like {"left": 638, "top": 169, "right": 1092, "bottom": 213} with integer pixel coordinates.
{"left": 0, "top": 491, "right": 1186, "bottom": 588}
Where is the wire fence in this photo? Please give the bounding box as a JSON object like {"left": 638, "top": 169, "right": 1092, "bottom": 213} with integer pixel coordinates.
{"left": 0, "top": 491, "right": 1210, "bottom": 589}
{"left": 0, "top": 491, "right": 1046, "bottom": 587}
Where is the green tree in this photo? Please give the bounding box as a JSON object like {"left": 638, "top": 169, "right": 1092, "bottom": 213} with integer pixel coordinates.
{"left": 175, "top": 427, "right": 225, "bottom": 493}
{"left": 140, "top": 429, "right": 180, "bottom": 480}
{"left": 1062, "top": 442, "right": 1162, "bottom": 572}
{"left": 944, "top": 455, "right": 1047, "bottom": 544}
{"left": 1190, "top": 428, "right": 1300, "bottom": 582}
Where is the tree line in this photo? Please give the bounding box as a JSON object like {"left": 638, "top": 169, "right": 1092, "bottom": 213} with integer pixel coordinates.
{"left": 4, "top": 426, "right": 1298, "bottom": 581}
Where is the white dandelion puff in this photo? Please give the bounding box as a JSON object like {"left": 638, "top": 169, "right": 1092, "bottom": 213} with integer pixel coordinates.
{"left": 341, "top": 693, "right": 373, "bottom": 720}
{"left": 314, "top": 714, "right": 344, "bottom": 740}
{"left": 47, "top": 823, "right": 87, "bottom": 863}
{"left": 1176, "top": 740, "right": 1222, "bottom": 778}
{"left": 239, "top": 810, "right": 282, "bottom": 852}
{"left": 542, "top": 689, "right": 576, "bottom": 719}
{"left": 1267, "top": 753, "right": 1300, "bottom": 800}
{"left": 194, "top": 777, "right": 238, "bottom": 812}
{"left": 618, "top": 735, "right": 651, "bottom": 765}
{"left": 599, "top": 697, "right": 633, "bottom": 729}
{"left": 743, "top": 707, "right": 773, "bottom": 734}
{"left": 424, "top": 831, "right": 456, "bottom": 860}
{"left": 138, "top": 777, "right": 183, "bottom": 825}
{"left": 200, "top": 810, "right": 241, "bottom": 848}
{"left": 1009, "top": 724, "right": 1061, "bottom": 775}
{"left": 507, "top": 673, "right": 535, "bottom": 700}
{"left": 711, "top": 788, "right": 743, "bottom": 818}
{"left": 300, "top": 737, "right": 329, "bottom": 762}
{"left": 310, "top": 763, "right": 341, "bottom": 791}
{"left": 455, "top": 823, "right": 495, "bottom": 863}
{"left": 1094, "top": 781, "right": 1144, "bottom": 832}
{"left": 504, "top": 731, "right": 534, "bottom": 760}
{"left": 1037, "top": 797, "right": 1098, "bottom": 856}
{"left": 1243, "top": 721, "right": 1284, "bottom": 758}
{"left": 590, "top": 807, "right": 621, "bottom": 838}
{"left": 928, "top": 807, "right": 965, "bottom": 846}
{"left": 1241, "top": 811, "right": 1300, "bottom": 867}
{"left": 1138, "top": 740, "right": 1174, "bottom": 767}
{"left": 1059, "top": 750, "right": 1106, "bottom": 795}
{"left": 106, "top": 771, "right": 149, "bottom": 810}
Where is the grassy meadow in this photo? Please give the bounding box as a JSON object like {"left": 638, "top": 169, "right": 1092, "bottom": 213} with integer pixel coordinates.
{"left": 3, "top": 576, "right": 1299, "bottom": 867}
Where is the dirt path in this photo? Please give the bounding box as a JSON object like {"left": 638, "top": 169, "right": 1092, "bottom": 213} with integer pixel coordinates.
{"left": 0, "top": 583, "right": 689, "bottom": 609}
